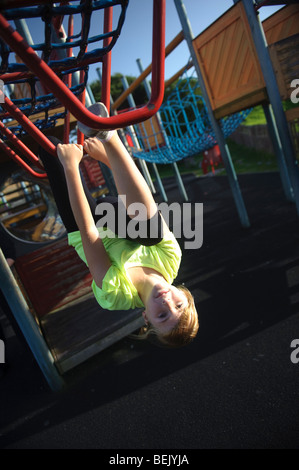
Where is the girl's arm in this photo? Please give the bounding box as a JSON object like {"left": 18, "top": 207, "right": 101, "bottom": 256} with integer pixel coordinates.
{"left": 57, "top": 143, "right": 111, "bottom": 288}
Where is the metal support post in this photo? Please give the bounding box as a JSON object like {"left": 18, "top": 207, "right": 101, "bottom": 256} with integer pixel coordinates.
{"left": 174, "top": 0, "right": 250, "bottom": 228}
{"left": 237, "top": 0, "right": 299, "bottom": 215}
{"left": 263, "top": 103, "right": 294, "bottom": 202}
{"left": 0, "top": 249, "right": 64, "bottom": 392}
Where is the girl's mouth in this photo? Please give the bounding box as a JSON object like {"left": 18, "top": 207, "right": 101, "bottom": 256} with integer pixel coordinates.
{"left": 156, "top": 289, "right": 169, "bottom": 299}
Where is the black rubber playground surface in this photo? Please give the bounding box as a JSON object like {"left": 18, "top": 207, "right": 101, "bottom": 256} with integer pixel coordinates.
{"left": 1, "top": 171, "right": 299, "bottom": 450}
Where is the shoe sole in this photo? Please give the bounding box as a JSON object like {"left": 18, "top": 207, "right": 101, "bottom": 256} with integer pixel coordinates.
{"left": 77, "top": 102, "right": 110, "bottom": 139}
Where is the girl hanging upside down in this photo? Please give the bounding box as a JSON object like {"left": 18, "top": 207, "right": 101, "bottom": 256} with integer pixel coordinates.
{"left": 39, "top": 103, "right": 199, "bottom": 348}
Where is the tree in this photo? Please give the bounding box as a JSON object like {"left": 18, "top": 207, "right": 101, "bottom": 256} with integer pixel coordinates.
{"left": 90, "top": 73, "right": 148, "bottom": 111}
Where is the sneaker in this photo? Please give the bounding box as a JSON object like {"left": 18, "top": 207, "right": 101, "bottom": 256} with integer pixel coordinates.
{"left": 77, "top": 102, "right": 113, "bottom": 141}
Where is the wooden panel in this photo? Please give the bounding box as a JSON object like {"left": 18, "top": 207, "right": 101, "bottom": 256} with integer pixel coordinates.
{"left": 286, "top": 107, "right": 299, "bottom": 122}
{"left": 263, "top": 4, "right": 299, "bottom": 45}
{"left": 15, "top": 237, "right": 93, "bottom": 317}
{"left": 40, "top": 297, "right": 144, "bottom": 373}
{"left": 136, "top": 115, "right": 166, "bottom": 150}
{"left": 269, "top": 34, "right": 299, "bottom": 100}
{"left": 192, "top": 3, "right": 267, "bottom": 119}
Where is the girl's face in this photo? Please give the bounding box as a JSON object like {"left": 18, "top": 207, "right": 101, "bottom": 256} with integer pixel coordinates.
{"left": 143, "top": 283, "right": 188, "bottom": 334}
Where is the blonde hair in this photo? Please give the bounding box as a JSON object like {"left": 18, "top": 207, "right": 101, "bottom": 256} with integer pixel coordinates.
{"left": 134, "top": 285, "right": 199, "bottom": 348}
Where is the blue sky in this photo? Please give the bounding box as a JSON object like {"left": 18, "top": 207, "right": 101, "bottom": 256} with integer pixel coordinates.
{"left": 22, "top": 0, "right": 281, "bottom": 85}
{"left": 107, "top": 0, "right": 280, "bottom": 83}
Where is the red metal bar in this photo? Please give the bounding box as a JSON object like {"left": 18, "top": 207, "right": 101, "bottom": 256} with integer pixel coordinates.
{"left": 77, "top": 6, "right": 88, "bottom": 146}
{"left": 1, "top": 96, "right": 57, "bottom": 156}
{"left": 63, "top": 12, "right": 74, "bottom": 143}
{"left": 0, "top": 0, "right": 165, "bottom": 130}
{"left": 0, "top": 71, "right": 34, "bottom": 83}
{"left": 77, "top": 66, "right": 86, "bottom": 145}
{"left": 101, "top": 7, "right": 113, "bottom": 113}
{"left": 0, "top": 139, "right": 47, "bottom": 179}
{"left": 0, "top": 120, "right": 46, "bottom": 174}
{"left": 255, "top": 1, "right": 271, "bottom": 11}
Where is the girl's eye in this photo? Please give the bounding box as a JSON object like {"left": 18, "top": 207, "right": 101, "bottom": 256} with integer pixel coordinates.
{"left": 158, "top": 312, "right": 167, "bottom": 319}
{"left": 176, "top": 304, "right": 183, "bottom": 309}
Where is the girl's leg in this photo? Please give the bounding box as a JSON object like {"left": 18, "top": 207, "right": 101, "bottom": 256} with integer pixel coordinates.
{"left": 39, "top": 137, "right": 97, "bottom": 233}
{"left": 96, "top": 195, "right": 163, "bottom": 246}
{"left": 85, "top": 133, "right": 157, "bottom": 219}
{"left": 84, "top": 134, "right": 164, "bottom": 244}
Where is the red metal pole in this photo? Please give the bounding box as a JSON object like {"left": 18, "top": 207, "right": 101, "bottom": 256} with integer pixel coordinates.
{"left": 64, "top": 12, "right": 74, "bottom": 143}
{"left": 77, "top": 67, "right": 86, "bottom": 145}
{"left": 0, "top": 0, "right": 165, "bottom": 129}
{"left": 0, "top": 139, "right": 46, "bottom": 179}
{"left": 101, "top": 7, "right": 113, "bottom": 113}
{"left": 77, "top": 6, "right": 87, "bottom": 145}
{"left": 1, "top": 96, "right": 57, "bottom": 156}
{"left": 0, "top": 120, "right": 46, "bottom": 174}
{"left": 150, "top": 0, "right": 165, "bottom": 109}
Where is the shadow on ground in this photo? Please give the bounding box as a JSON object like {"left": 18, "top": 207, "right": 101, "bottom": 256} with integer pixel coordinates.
{"left": 1, "top": 172, "right": 299, "bottom": 449}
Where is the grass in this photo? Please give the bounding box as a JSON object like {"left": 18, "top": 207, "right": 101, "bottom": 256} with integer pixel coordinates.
{"left": 217, "top": 139, "right": 278, "bottom": 175}
{"left": 147, "top": 101, "right": 299, "bottom": 180}
{"left": 243, "top": 100, "right": 299, "bottom": 126}
{"left": 148, "top": 139, "right": 278, "bottom": 180}
{"left": 147, "top": 101, "right": 298, "bottom": 180}
{"left": 242, "top": 106, "right": 267, "bottom": 126}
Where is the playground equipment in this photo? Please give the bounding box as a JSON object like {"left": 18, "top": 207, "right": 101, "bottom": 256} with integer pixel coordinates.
{"left": 0, "top": 0, "right": 298, "bottom": 391}
{"left": 189, "top": 0, "right": 299, "bottom": 216}
{"left": 0, "top": 0, "right": 166, "bottom": 391}
{"left": 127, "top": 66, "right": 252, "bottom": 164}
{"left": 0, "top": 173, "right": 66, "bottom": 243}
{"left": 0, "top": 0, "right": 166, "bottom": 165}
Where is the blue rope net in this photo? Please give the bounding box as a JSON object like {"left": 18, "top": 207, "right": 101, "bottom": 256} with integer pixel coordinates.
{"left": 130, "top": 67, "right": 252, "bottom": 164}
{"left": 0, "top": 0, "right": 129, "bottom": 136}
{"left": 1, "top": 1, "right": 128, "bottom": 72}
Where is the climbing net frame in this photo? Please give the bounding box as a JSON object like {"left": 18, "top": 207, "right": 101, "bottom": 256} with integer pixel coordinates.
{"left": 0, "top": 0, "right": 166, "bottom": 177}
{"left": 128, "top": 66, "right": 252, "bottom": 164}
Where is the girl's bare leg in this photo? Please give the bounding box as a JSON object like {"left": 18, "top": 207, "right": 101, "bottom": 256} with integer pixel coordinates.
{"left": 84, "top": 133, "right": 157, "bottom": 219}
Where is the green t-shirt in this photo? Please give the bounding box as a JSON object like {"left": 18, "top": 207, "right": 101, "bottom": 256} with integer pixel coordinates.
{"left": 68, "top": 227, "right": 182, "bottom": 311}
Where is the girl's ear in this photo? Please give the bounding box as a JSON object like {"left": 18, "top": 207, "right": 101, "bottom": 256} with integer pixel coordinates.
{"left": 142, "top": 311, "right": 148, "bottom": 325}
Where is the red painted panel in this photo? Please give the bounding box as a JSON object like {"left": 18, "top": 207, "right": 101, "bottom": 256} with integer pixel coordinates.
{"left": 15, "top": 238, "right": 93, "bottom": 317}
